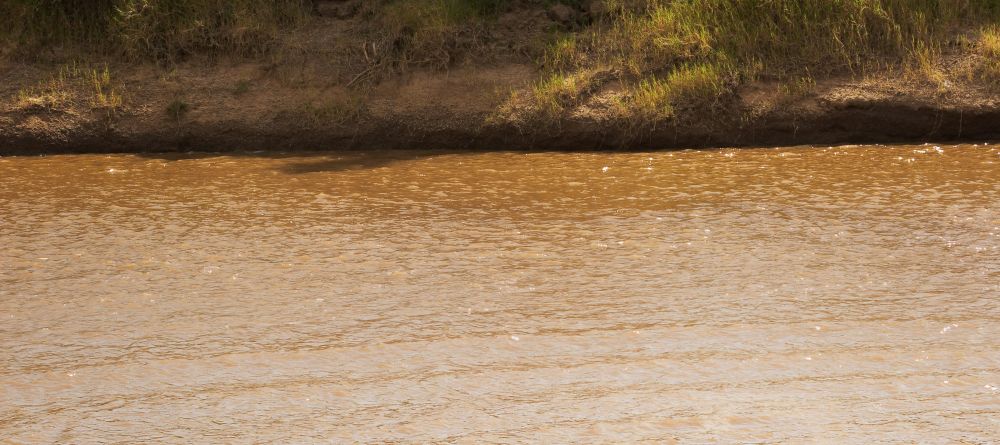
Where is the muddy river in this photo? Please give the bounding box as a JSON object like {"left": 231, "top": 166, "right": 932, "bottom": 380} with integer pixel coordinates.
{"left": 1, "top": 145, "right": 999, "bottom": 443}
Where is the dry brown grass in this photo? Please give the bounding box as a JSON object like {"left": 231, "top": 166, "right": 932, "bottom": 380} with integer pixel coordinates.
{"left": 526, "top": 0, "right": 1000, "bottom": 122}
{"left": 15, "top": 62, "right": 125, "bottom": 113}
{"left": 973, "top": 26, "right": 1000, "bottom": 87}
{"left": 298, "top": 95, "right": 367, "bottom": 128}
{"left": 1, "top": 0, "right": 308, "bottom": 62}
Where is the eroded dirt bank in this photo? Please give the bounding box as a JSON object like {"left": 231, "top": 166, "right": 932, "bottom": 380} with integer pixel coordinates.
{"left": 5, "top": 0, "right": 1000, "bottom": 154}
{"left": 3, "top": 59, "right": 1000, "bottom": 154}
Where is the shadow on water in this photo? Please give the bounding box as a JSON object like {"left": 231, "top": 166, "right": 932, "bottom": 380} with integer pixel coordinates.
{"left": 133, "top": 147, "right": 697, "bottom": 174}
{"left": 135, "top": 150, "right": 463, "bottom": 174}
{"left": 276, "top": 151, "right": 442, "bottom": 174}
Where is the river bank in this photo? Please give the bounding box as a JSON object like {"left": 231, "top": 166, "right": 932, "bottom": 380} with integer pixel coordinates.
{"left": 4, "top": 60, "right": 999, "bottom": 155}
{"left": 3, "top": 1, "right": 1000, "bottom": 154}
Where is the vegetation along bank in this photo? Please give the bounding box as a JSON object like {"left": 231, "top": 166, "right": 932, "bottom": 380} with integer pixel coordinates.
{"left": 2, "top": 0, "right": 1000, "bottom": 153}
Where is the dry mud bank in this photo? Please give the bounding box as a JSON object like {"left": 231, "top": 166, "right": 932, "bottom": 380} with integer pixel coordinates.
{"left": 2, "top": 60, "right": 1000, "bottom": 154}
{"left": 4, "top": 0, "right": 1000, "bottom": 154}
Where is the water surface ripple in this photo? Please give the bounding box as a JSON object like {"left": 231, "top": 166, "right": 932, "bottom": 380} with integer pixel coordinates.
{"left": 1, "top": 145, "right": 999, "bottom": 443}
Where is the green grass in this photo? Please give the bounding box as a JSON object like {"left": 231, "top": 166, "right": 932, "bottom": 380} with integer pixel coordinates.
{"left": 531, "top": 71, "right": 587, "bottom": 118}
{"left": 599, "top": 0, "right": 999, "bottom": 76}
{"left": 166, "top": 98, "right": 190, "bottom": 121}
{"left": 631, "top": 62, "right": 727, "bottom": 120}
{"left": 297, "top": 95, "right": 367, "bottom": 127}
{"left": 528, "top": 0, "right": 1000, "bottom": 121}
{"left": 543, "top": 35, "right": 583, "bottom": 72}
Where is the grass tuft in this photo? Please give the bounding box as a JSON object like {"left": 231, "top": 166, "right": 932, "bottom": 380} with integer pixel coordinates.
{"left": 543, "top": 35, "right": 583, "bottom": 72}
{"left": 631, "top": 62, "right": 726, "bottom": 121}
{"left": 15, "top": 62, "right": 125, "bottom": 113}
{"left": 167, "top": 98, "right": 190, "bottom": 121}
{"left": 299, "top": 95, "right": 366, "bottom": 127}
{"left": 531, "top": 72, "right": 585, "bottom": 118}
{"left": 233, "top": 80, "right": 252, "bottom": 96}
{"left": 974, "top": 26, "right": 1000, "bottom": 87}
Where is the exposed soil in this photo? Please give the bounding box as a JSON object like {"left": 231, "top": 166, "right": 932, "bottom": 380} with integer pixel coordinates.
{"left": 2, "top": 2, "right": 1000, "bottom": 154}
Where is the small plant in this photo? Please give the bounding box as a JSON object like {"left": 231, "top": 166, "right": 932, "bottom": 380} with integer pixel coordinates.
{"left": 299, "top": 95, "right": 366, "bottom": 127}
{"left": 167, "top": 98, "right": 190, "bottom": 121}
{"left": 15, "top": 83, "right": 71, "bottom": 111}
{"left": 233, "top": 79, "right": 252, "bottom": 96}
{"left": 779, "top": 75, "right": 817, "bottom": 98}
{"left": 90, "top": 65, "right": 123, "bottom": 109}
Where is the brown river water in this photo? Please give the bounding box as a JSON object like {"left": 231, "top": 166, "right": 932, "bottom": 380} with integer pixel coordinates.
{"left": 1, "top": 145, "right": 999, "bottom": 443}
